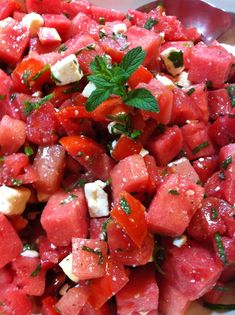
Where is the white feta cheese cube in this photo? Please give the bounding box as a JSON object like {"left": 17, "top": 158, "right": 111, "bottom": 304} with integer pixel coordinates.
{"left": 173, "top": 235, "right": 187, "bottom": 248}
{"left": 51, "top": 54, "right": 83, "bottom": 86}
{"left": 59, "top": 253, "right": 79, "bottom": 283}
{"left": 160, "top": 47, "right": 185, "bottom": 76}
{"left": 156, "top": 74, "right": 175, "bottom": 89}
{"left": 176, "top": 71, "right": 191, "bottom": 89}
{"left": 139, "top": 148, "right": 149, "bottom": 157}
{"left": 84, "top": 180, "right": 109, "bottom": 218}
{"left": 82, "top": 82, "right": 96, "bottom": 98}
{"left": 112, "top": 23, "right": 127, "bottom": 34}
{"left": 21, "top": 250, "right": 39, "bottom": 258}
{"left": 21, "top": 12, "right": 44, "bottom": 36}
{"left": 0, "top": 186, "right": 31, "bottom": 216}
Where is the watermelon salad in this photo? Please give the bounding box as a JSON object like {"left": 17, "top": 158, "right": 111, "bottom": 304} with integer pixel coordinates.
{"left": 0, "top": 0, "right": 235, "bottom": 314}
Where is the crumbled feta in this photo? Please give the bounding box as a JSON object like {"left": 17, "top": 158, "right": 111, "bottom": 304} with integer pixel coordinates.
{"left": 112, "top": 23, "right": 127, "bottom": 34}
{"left": 21, "top": 250, "right": 39, "bottom": 258}
{"left": 139, "top": 148, "right": 149, "bottom": 157}
{"left": 176, "top": 71, "right": 191, "bottom": 89}
{"left": 82, "top": 82, "right": 96, "bottom": 98}
{"left": 168, "top": 157, "right": 188, "bottom": 168}
{"left": 21, "top": 13, "right": 44, "bottom": 36}
{"left": 84, "top": 180, "right": 109, "bottom": 218}
{"left": 156, "top": 74, "right": 175, "bottom": 89}
{"left": 59, "top": 253, "right": 79, "bottom": 283}
{"left": 0, "top": 186, "right": 31, "bottom": 216}
{"left": 173, "top": 235, "right": 187, "bottom": 248}
{"left": 160, "top": 47, "right": 185, "bottom": 76}
{"left": 51, "top": 54, "right": 83, "bottom": 86}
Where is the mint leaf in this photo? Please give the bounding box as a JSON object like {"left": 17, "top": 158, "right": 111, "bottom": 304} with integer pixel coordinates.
{"left": 120, "top": 46, "right": 146, "bottom": 76}
{"left": 143, "top": 17, "right": 158, "bottom": 30}
{"left": 124, "top": 88, "right": 159, "bottom": 112}
{"left": 24, "top": 93, "right": 54, "bottom": 116}
{"left": 168, "top": 50, "right": 184, "bottom": 68}
{"left": 86, "top": 88, "right": 112, "bottom": 112}
{"left": 90, "top": 55, "right": 111, "bottom": 78}
{"left": 88, "top": 75, "right": 114, "bottom": 88}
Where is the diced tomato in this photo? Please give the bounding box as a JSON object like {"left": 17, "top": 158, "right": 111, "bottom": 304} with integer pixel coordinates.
{"left": 188, "top": 43, "right": 234, "bottom": 88}
{"left": 111, "top": 191, "right": 147, "bottom": 247}
{"left": 107, "top": 221, "right": 154, "bottom": 266}
{"left": 0, "top": 18, "right": 29, "bottom": 65}
{"left": 88, "top": 258, "right": 129, "bottom": 310}
{"left": 162, "top": 241, "right": 223, "bottom": 300}
{"left": 90, "top": 5, "right": 125, "bottom": 22}
{"left": 110, "top": 154, "right": 149, "bottom": 200}
{"left": 71, "top": 12, "right": 99, "bottom": 40}
{"left": 0, "top": 285, "right": 32, "bottom": 315}
{"left": 0, "top": 115, "right": 26, "bottom": 155}
{"left": 33, "top": 145, "right": 65, "bottom": 195}
{"left": 56, "top": 287, "right": 89, "bottom": 315}
{"left": 41, "top": 189, "right": 88, "bottom": 246}
{"left": 0, "top": 214, "right": 22, "bottom": 268}
{"left": 128, "top": 65, "right": 153, "bottom": 89}
{"left": 147, "top": 125, "right": 183, "bottom": 166}
{"left": 167, "top": 157, "right": 200, "bottom": 183}
{"left": 43, "top": 14, "right": 72, "bottom": 42}
{"left": 116, "top": 264, "right": 159, "bottom": 315}
{"left": 147, "top": 174, "right": 204, "bottom": 236}
{"left": 26, "top": 0, "right": 62, "bottom": 14}
{"left": 171, "top": 84, "right": 209, "bottom": 125}
{"left": 42, "top": 296, "right": 60, "bottom": 315}
{"left": 72, "top": 238, "right": 108, "bottom": 280}
{"left": 111, "top": 136, "right": 142, "bottom": 161}
{"left": 12, "top": 256, "right": 46, "bottom": 296}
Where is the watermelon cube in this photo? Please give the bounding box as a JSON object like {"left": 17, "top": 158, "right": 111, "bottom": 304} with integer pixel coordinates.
{"left": 38, "top": 27, "right": 62, "bottom": 45}
{"left": 0, "top": 214, "right": 22, "bottom": 268}
{"left": 110, "top": 154, "right": 149, "bottom": 200}
{"left": 162, "top": 241, "right": 223, "bottom": 300}
{"left": 0, "top": 18, "right": 29, "bottom": 65}
{"left": 188, "top": 43, "right": 234, "bottom": 88}
{"left": 167, "top": 157, "right": 200, "bottom": 183}
{"left": 116, "top": 264, "right": 159, "bottom": 315}
{"left": 61, "top": 0, "right": 92, "bottom": 19}
{"left": 72, "top": 238, "right": 108, "bottom": 280}
{"left": 208, "top": 88, "right": 233, "bottom": 119}
{"left": 0, "top": 69, "right": 13, "bottom": 119}
{"left": 26, "top": 0, "right": 62, "bottom": 14}
{"left": 90, "top": 5, "right": 125, "bottom": 22}
{"left": 43, "top": 14, "right": 72, "bottom": 41}
{"left": 12, "top": 256, "right": 46, "bottom": 296}
{"left": 41, "top": 189, "right": 88, "bottom": 246}
{"left": 147, "top": 174, "right": 204, "bottom": 236}
{"left": 71, "top": 12, "right": 99, "bottom": 40}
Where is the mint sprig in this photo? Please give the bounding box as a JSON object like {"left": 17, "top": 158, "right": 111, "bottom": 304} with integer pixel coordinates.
{"left": 86, "top": 47, "right": 159, "bottom": 113}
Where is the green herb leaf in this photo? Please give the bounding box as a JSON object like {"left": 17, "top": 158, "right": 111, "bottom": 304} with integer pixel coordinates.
{"left": 82, "top": 245, "right": 104, "bottom": 265}
{"left": 99, "top": 30, "right": 106, "bottom": 39}
{"left": 211, "top": 207, "right": 218, "bottom": 220}
{"left": 119, "top": 197, "right": 131, "bottom": 214}
{"left": 86, "top": 88, "right": 112, "bottom": 112}
{"left": 58, "top": 43, "right": 68, "bottom": 53}
{"left": 24, "top": 93, "right": 54, "bottom": 116}
{"left": 31, "top": 64, "right": 50, "bottom": 81}
{"left": 130, "top": 130, "right": 142, "bottom": 139}
{"left": 23, "top": 243, "right": 36, "bottom": 252}
{"left": 11, "top": 178, "right": 23, "bottom": 186}
{"left": 124, "top": 88, "right": 159, "bottom": 113}
{"left": 168, "top": 189, "right": 180, "bottom": 195}
{"left": 227, "top": 86, "right": 235, "bottom": 107}
{"left": 101, "top": 217, "right": 111, "bottom": 240}
{"left": 219, "top": 171, "right": 225, "bottom": 180}
{"left": 153, "top": 243, "right": 165, "bottom": 275}
{"left": 214, "top": 285, "right": 230, "bottom": 292}
{"left": 192, "top": 141, "right": 209, "bottom": 155}
{"left": 30, "top": 264, "right": 41, "bottom": 277}
{"left": 186, "top": 87, "right": 195, "bottom": 96}
{"left": 214, "top": 232, "right": 227, "bottom": 264}
{"left": 221, "top": 156, "right": 232, "bottom": 170}
{"left": 60, "top": 194, "right": 78, "bottom": 205}
{"left": 203, "top": 302, "right": 235, "bottom": 311}
{"left": 24, "top": 146, "right": 34, "bottom": 156}
{"left": 143, "top": 17, "right": 158, "bottom": 30}
{"left": 0, "top": 94, "right": 6, "bottom": 100}
{"left": 23, "top": 70, "right": 30, "bottom": 86}
{"left": 120, "top": 46, "right": 146, "bottom": 76}
{"left": 99, "top": 17, "right": 105, "bottom": 25}
{"left": 168, "top": 50, "right": 184, "bottom": 68}
{"left": 75, "top": 43, "right": 96, "bottom": 56}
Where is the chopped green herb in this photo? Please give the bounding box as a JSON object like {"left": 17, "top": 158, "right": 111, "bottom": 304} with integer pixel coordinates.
{"left": 130, "top": 130, "right": 142, "bottom": 139}
{"left": 119, "top": 197, "right": 131, "bottom": 214}
{"left": 75, "top": 43, "right": 96, "bottom": 56}
{"left": 0, "top": 156, "right": 4, "bottom": 162}
{"left": 82, "top": 245, "right": 104, "bottom": 265}
{"left": 99, "top": 17, "right": 105, "bottom": 25}
{"left": 107, "top": 112, "right": 129, "bottom": 123}
{"left": 86, "top": 46, "right": 159, "bottom": 113}
{"left": 99, "top": 30, "right": 106, "bottom": 39}
{"left": 60, "top": 194, "right": 78, "bottom": 205}
{"left": 24, "top": 93, "right": 54, "bottom": 116}
{"left": 168, "top": 189, "right": 180, "bottom": 195}
{"left": 62, "top": 84, "right": 82, "bottom": 94}
{"left": 23, "top": 70, "right": 30, "bottom": 86}
{"left": 31, "top": 64, "right": 50, "bottom": 81}
{"left": 196, "top": 180, "right": 203, "bottom": 186}
{"left": 153, "top": 243, "right": 165, "bottom": 275}
{"left": 101, "top": 217, "right": 111, "bottom": 240}
{"left": 219, "top": 171, "right": 225, "bottom": 180}
{"left": 77, "top": 152, "right": 83, "bottom": 157}
{"left": 58, "top": 43, "right": 68, "bottom": 53}
{"left": 105, "top": 177, "right": 112, "bottom": 185}
{"left": 23, "top": 243, "right": 36, "bottom": 252}
{"left": 126, "top": 14, "right": 133, "bottom": 21}
{"left": 211, "top": 207, "right": 218, "bottom": 220}
{"left": 205, "top": 80, "right": 213, "bottom": 89}
{"left": 168, "top": 50, "right": 184, "bottom": 68}
{"left": 10, "top": 93, "right": 16, "bottom": 102}
{"left": 54, "top": 307, "right": 61, "bottom": 314}
{"left": 24, "top": 146, "right": 34, "bottom": 156}
{"left": 221, "top": 156, "right": 232, "bottom": 170}
{"left": 50, "top": 71, "right": 62, "bottom": 84}
{"left": 228, "top": 113, "right": 235, "bottom": 118}
{"left": 227, "top": 86, "right": 235, "bottom": 107}
{"left": 143, "top": 17, "right": 158, "bottom": 30}
{"left": 214, "top": 285, "right": 230, "bottom": 292}
{"left": 30, "top": 264, "right": 41, "bottom": 277}
{"left": 0, "top": 94, "right": 6, "bottom": 100}
{"left": 157, "top": 123, "right": 165, "bottom": 133}
{"left": 203, "top": 302, "right": 235, "bottom": 311}
{"left": 192, "top": 141, "right": 209, "bottom": 155}
{"left": 186, "top": 87, "right": 195, "bottom": 96}
{"left": 214, "top": 232, "right": 227, "bottom": 264}
{"left": 11, "top": 178, "right": 23, "bottom": 186}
